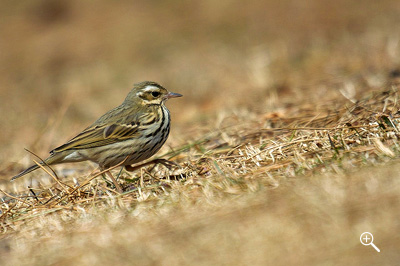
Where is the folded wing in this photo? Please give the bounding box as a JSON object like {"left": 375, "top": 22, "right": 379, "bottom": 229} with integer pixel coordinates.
{"left": 52, "top": 123, "right": 139, "bottom": 153}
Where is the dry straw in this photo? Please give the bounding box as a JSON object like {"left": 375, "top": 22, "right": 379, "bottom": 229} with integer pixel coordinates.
{"left": 1, "top": 84, "right": 399, "bottom": 232}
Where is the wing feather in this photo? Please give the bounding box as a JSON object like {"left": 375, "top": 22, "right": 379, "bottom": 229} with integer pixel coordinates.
{"left": 52, "top": 123, "right": 139, "bottom": 152}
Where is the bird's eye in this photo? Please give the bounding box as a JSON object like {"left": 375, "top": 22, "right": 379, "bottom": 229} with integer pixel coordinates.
{"left": 151, "top": 91, "right": 160, "bottom": 97}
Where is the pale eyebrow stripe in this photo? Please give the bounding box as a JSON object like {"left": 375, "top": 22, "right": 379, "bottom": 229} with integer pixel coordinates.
{"left": 143, "top": 85, "right": 160, "bottom": 92}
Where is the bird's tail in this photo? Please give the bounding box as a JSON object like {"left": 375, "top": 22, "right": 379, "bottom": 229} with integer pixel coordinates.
{"left": 10, "top": 152, "right": 66, "bottom": 181}
{"left": 11, "top": 163, "right": 42, "bottom": 181}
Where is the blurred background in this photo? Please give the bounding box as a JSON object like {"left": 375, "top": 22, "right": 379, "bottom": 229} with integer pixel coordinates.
{"left": 2, "top": 1, "right": 400, "bottom": 265}
{"left": 1, "top": 0, "right": 400, "bottom": 172}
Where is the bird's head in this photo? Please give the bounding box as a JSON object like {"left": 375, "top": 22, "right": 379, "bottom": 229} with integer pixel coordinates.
{"left": 125, "top": 81, "right": 182, "bottom": 106}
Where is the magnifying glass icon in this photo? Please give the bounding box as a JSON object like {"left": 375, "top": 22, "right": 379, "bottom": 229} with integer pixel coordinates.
{"left": 360, "top": 232, "right": 380, "bottom": 252}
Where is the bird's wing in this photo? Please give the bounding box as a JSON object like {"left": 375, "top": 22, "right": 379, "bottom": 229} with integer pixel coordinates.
{"left": 51, "top": 123, "right": 139, "bottom": 152}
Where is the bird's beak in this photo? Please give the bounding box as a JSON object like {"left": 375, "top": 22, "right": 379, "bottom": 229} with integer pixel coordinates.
{"left": 165, "top": 92, "right": 183, "bottom": 99}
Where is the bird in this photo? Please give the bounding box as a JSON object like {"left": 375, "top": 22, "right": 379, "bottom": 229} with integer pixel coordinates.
{"left": 11, "top": 81, "right": 182, "bottom": 190}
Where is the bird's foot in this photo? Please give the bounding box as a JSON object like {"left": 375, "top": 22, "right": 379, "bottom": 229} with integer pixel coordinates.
{"left": 125, "top": 159, "right": 180, "bottom": 172}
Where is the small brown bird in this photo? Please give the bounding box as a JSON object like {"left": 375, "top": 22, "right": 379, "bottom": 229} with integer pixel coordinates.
{"left": 12, "top": 81, "right": 182, "bottom": 185}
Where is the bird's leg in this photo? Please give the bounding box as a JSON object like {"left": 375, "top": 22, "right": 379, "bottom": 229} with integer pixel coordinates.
{"left": 104, "top": 170, "right": 123, "bottom": 193}
{"left": 125, "top": 159, "right": 180, "bottom": 172}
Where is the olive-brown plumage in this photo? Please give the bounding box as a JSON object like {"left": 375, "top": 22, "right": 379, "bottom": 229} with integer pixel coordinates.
{"left": 12, "top": 81, "right": 182, "bottom": 181}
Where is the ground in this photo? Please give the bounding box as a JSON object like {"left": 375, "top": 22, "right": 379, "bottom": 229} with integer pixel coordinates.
{"left": 1, "top": 1, "right": 400, "bottom": 265}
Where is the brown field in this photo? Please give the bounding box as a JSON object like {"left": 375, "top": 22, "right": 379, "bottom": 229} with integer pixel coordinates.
{"left": 1, "top": 1, "right": 400, "bottom": 265}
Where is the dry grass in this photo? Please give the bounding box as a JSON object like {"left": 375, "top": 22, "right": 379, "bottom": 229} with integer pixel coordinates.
{"left": 1, "top": 1, "right": 400, "bottom": 265}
